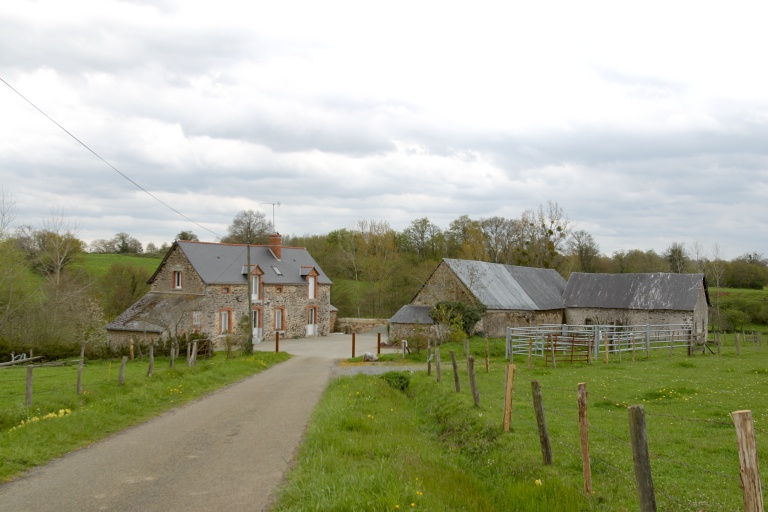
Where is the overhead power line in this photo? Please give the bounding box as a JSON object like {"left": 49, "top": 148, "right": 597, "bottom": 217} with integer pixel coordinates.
{"left": 0, "top": 76, "right": 222, "bottom": 239}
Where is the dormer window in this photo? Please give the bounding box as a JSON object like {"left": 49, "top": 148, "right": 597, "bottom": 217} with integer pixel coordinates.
{"left": 173, "top": 271, "right": 183, "bottom": 290}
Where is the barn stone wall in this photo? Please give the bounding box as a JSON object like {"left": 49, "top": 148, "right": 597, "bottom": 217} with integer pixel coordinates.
{"left": 480, "top": 309, "right": 565, "bottom": 337}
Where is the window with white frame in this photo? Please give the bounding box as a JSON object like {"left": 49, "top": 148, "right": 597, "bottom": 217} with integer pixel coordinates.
{"left": 173, "top": 271, "right": 183, "bottom": 290}
{"left": 251, "top": 275, "right": 260, "bottom": 300}
{"left": 192, "top": 310, "right": 201, "bottom": 328}
{"left": 219, "top": 310, "right": 231, "bottom": 334}
{"left": 308, "top": 275, "right": 316, "bottom": 299}
{"left": 274, "top": 307, "right": 284, "bottom": 331}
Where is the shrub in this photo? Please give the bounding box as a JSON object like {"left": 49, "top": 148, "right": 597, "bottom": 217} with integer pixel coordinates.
{"left": 380, "top": 371, "right": 411, "bottom": 392}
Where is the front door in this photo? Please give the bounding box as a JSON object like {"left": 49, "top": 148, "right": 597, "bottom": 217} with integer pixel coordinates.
{"left": 252, "top": 310, "right": 263, "bottom": 342}
{"left": 306, "top": 308, "right": 318, "bottom": 336}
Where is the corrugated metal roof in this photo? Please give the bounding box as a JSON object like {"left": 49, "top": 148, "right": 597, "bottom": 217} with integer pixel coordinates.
{"left": 171, "top": 241, "right": 332, "bottom": 286}
{"left": 444, "top": 259, "right": 566, "bottom": 310}
{"left": 390, "top": 305, "right": 434, "bottom": 324}
{"left": 563, "top": 272, "right": 708, "bottom": 310}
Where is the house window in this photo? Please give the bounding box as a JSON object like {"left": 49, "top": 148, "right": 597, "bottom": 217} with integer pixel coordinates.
{"left": 307, "top": 306, "right": 316, "bottom": 325}
{"left": 191, "top": 310, "right": 202, "bottom": 328}
{"left": 172, "top": 271, "right": 183, "bottom": 290}
{"left": 252, "top": 308, "right": 261, "bottom": 329}
{"left": 274, "top": 307, "right": 285, "bottom": 331}
{"left": 251, "top": 275, "right": 260, "bottom": 300}
{"left": 219, "top": 309, "right": 232, "bottom": 334}
{"left": 308, "top": 275, "right": 316, "bottom": 299}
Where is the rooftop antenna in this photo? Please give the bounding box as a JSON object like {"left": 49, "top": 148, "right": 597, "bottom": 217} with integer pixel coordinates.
{"left": 261, "top": 202, "right": 280, "bottom": 232}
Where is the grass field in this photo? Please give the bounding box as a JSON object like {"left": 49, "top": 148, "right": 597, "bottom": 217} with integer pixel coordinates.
{"left": 273, "top": 336, "right": 768, "bottom": 511}
{"left": 75, "top": 252, "right": 163, "bottom": 278}
{"left": 0, "top": 351, "right": 289, "bottom": 482}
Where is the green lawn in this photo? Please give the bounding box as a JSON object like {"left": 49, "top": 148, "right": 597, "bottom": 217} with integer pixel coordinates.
{"left": 273, "top": 337, "right": 768, "bottom": 511}
{"left": 0, "top": 351, "right": 289, "bottom": 482}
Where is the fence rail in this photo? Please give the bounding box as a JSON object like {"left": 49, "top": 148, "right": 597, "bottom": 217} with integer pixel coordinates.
{"left": 506, "top": 323, "right": 704, "bottom": 363}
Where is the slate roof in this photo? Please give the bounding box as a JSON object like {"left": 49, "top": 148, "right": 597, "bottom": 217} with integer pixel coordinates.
{"left": 106, "top": 293, "right": 206, "bottom": 332}
{"left": 443, "top": 259, "right": 567, "bottom": 311}
{"left": 390, "top": 305, "right": 434, "bottom": 324}
{"left": 150, "top": 241, "right": 332, "bottom": 286}
{"left": 563, "top": 272, "right": 709, "bottom": 310}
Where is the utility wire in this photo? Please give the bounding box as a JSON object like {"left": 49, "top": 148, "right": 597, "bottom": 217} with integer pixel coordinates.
{"left": 0, "top": 76, "right": 222, "bottom": 239}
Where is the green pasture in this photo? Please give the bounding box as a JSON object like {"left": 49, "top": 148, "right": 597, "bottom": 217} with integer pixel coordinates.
{"left": 0, "top": 351, "right": 289, "bottom": 482}
{"left": 274, "top": 336, "right": 768, "bottom": 511}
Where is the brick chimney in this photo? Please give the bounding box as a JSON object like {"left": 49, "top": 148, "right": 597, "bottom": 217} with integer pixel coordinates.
{"left": 269, "top": 233, "right": 282, "bottom": 260}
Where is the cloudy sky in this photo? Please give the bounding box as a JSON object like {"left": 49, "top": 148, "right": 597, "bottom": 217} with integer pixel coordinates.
{"left": 1, "top": 0, "right": 766, "bottom": 260}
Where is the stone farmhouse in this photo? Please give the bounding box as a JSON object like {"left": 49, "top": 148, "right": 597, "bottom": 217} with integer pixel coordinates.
{"left": 106, "top": 235, "right": 333, "bottom": 348}
{"left": 390, "top": 259, "right": 568, "bottom": 339}
{"left": 390, "top": 258, "right": 710, "bottom": 340}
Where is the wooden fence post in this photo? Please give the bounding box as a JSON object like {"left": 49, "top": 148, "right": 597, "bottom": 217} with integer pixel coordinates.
{"left": 628, "top": 405, "right": 656, "bottom": 512}
{"left": 468, "top": 356, "right": 480, "bottom": 407}
{"left": 119, "top": 356, "right": 128, "bottom": 386}
{"left": 147, "top": 345, "right": 154, "bottom": 377}
{"left": 435, "top": 347, "right": 442, "bottom": 383}
{"left": 377, "top": 332, "right": 381, "bottom": 355}
{"left": 503, "top": 364, "right": 515, "bottom": 432}
{"left": 450, "top": 350, "right": 460, "bottom": 392}
{"left": 732, "top": 410, "right": 764, "bottom": 512}
{"left": 192, "top": 340, "right": 198, "bottom": 366}
{"left": 25, "top": 365, "right": 33, "bottom": 406}
{"left": 352, "top": 333, "right": 356, "bottom": 358}
{"left": 484, "top": 337, "right": 490, "bottom": 373}
{"left": 578, "top": 382, "right": 592, "bottom": 495}
{"left": 531, "top": 380, "right": 553, "bottom": 465}
{"left": 186, "top": 343, "right": 191, "bottom": 367}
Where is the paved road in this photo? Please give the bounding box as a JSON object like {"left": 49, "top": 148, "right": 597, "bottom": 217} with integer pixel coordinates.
{"left": 0, "top": 333, "right": 404, "bottom": 512}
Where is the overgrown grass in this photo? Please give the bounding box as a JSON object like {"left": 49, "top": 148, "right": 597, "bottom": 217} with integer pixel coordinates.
{"left": 273, "top": 337, "right": 768, "bottom": 511}
{"left": 0, "top": 351, "right": 289, "bottom": 482}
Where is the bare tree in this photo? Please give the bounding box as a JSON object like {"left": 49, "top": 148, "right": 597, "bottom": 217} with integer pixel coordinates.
{"left": 221, "top": 210, "right": 272, "bottom": 244}
{"left": 664, "top": 242, "right": 689, "bottom": 273}
{"left": 568, "top": 230, "right": 600, "bottom": 273}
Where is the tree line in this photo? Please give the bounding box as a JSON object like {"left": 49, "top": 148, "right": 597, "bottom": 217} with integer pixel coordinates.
{"left": 1, "top": 191, "right": 766, "bottom": 358}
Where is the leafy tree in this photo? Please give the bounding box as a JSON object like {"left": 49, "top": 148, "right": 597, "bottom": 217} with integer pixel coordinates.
{"left": 112, "top": 232, "right": 143, "bottom": 253}
{"left": 480, "top": 216, "right": 518, "bottom": 264}
{"left": 176, "top": 230, "right": 199, "bottom": 241}
{"left": 664, "top": 242, "right": 689, "bottom": 273}
{"left": 400, "top": 217, "right": 444, "bottom": 261}
{"left": 611, "top": 249, "right": 668, "bottom": 273}
{"left": 723, "top": 259, "right": 768, "bottom": 289}
{"left": 220, "top": 210, "right": 272, "bottom": 244}
{"left": 98, "top": 263, "right": 152, "bottom": 320}
{"left": 430, "top": 300, "right": 486, "bottom": 336}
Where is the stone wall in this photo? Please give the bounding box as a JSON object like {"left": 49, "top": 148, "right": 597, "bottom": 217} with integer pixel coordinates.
{"left": 412, "top": 261, "right": 477, "bottom": 306}
{"left": 480, "top": 309, "right": 565, "bottom": 337}
{"left": 152, "top": 246, "right": 205, "bottom": 295}
{"left": 335, "top": 317, "right": 389, "bottom": 334}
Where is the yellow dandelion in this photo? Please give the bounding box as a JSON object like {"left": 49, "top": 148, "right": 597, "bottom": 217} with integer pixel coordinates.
{"left": 535, "top": 479, "right": 543, "bottom": 486}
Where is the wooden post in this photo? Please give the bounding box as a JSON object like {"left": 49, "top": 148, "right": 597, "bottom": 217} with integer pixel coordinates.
{"left": 531, "top": 381, "right": 552, "bottom": 465}
{"left": 352, "top": 333, "right": 356, "bottom": 358}
{"left": 129, "top": 338, "right": 134, "bottom": 360}
{"left": 468, "top": 356, "right": 480, "bottom": 407}
{"left": 578, "top": 383, "right": 592, "bottom": 494}
{"left": 632, "top": 337, "right": 636, "bottom": 362}
{"left": 628, "top": 405, "right": 656, "bottom": 512}
{"left": 275, "top": 331, "right": 280, "bottom": 353}
{"left": 435, "top": 347, "right": 442, "bottom": 383}
{"left": 732, "top": 410, "right": 764, "bottom": 512}
{"left": 484, "top": 337, "right": 490, "bottom": 373}
{"left": 503, "top": 364, "right": 515, "bottom": 432}
{"left": 119, "top": 356, "right": 128, "bottom": 386}
{"left": 450, "top": 350, "right": 460, "bottom": 392}
{"left": 147, "top": 345, "right": 154, "bottom": 377}
{"left": 186, "top": 343, "right": 191, "bottom": 367}
{"left": 377, "top": 332, "right": 381, "bottom": 355}
{"left": 191, "top": 340, "right": 198, "bottom": 366}
{"left": 25, "top": 365, "right": 33, "bottom": 406}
